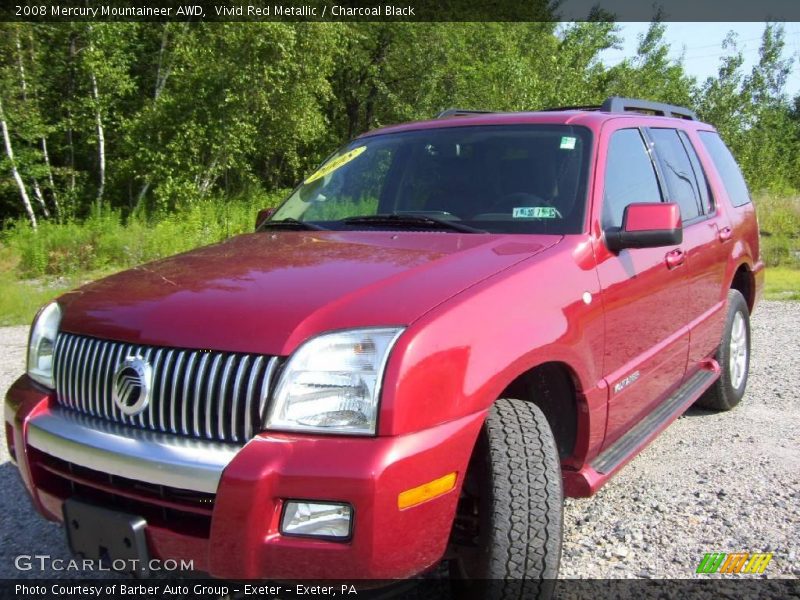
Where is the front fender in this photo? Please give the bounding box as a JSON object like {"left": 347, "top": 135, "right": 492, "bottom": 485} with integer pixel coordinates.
{"left": 378, "top": 238, "right": 608, "bottom": 463}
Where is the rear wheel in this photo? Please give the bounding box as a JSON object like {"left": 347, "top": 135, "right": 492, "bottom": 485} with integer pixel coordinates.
{"left": 448, "top": 398, "right": 562, "bottom": 600}
{"left": 696, "top": 289, "right": 751, "bottom": 411}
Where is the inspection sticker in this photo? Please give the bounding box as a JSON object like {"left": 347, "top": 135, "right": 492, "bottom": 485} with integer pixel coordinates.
{"left": 560, "top": 136, "right": 577, "bottom": 150}
{"left": 305, "top": 146, "right": 366, "bottom": 184}
{"left": 513, "top": 206, "right": 558, "bottom": 219}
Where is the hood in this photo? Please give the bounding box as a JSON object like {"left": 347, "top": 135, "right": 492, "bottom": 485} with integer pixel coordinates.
{"left": 59, "top": 231, "right": 560, "bottom": 355}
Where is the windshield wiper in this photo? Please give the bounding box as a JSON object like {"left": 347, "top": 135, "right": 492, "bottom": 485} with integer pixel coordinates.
{"left": 341, "top": 213, "right": 487, "bottom": 234}
{"left": 260, "top": 218, "right": 327, "bottom": 231}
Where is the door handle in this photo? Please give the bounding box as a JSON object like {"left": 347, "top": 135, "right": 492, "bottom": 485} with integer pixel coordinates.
{"left": 718, "top": 226, "right": 733, "bottom": 242}
{"left": 665, "top": 248, "right": 685, "bottom": 269}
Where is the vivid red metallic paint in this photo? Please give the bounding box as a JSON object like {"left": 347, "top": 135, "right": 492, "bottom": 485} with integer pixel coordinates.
{"left": 5, "top": 109, "right": 764, "bottom": 579}
{"left": 622, "top": 202, "right": 682, "bottom": 232}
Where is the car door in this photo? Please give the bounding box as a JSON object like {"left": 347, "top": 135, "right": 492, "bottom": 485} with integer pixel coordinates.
{"left": 648, "top": 128, "right": 731, "bottom": 368}
{"left": 593, "top": 125, "right": 690, "bottom": 448}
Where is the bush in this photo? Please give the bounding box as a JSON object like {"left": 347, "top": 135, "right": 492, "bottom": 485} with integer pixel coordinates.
{"left": 2, "top": 188, "right": 288, "bottom": 278}
{"left": 755, "top": 195, "right": 800, "bottom": 268}
{"left": 3, "top": 189, "right": 798, "bottom": 279}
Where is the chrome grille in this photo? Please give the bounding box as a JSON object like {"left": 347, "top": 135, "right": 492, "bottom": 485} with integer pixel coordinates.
{"left": 53, "top": 333, "right": 279, "bottom": 443}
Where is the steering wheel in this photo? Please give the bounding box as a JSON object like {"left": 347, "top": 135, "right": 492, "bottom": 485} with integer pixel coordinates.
{"left": 489, "top": 192, "right": 563, "bottom": 218}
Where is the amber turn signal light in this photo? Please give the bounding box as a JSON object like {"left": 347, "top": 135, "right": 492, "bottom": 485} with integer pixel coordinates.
{"left": 397, "top": 472, "right": 457, "bottom": 510}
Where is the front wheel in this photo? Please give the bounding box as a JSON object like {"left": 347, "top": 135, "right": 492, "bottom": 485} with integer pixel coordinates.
{"left": 449, "top": 398, "right": 562, "bottom": 599}
{"left": 696, "top": 289, "right": 751, "bottom": 411}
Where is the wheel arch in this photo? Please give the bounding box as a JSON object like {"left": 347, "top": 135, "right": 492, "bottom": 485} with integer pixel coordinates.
{"left": 730, "top": 261, "right": 755, "bottom": 312}
{"left": 495, "top": 360, "right": 586, "bottom": 466}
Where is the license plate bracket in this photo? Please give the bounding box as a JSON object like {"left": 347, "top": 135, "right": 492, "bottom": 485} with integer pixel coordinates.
{"left": 62, "top": 498, "right": 150, "bottom": 576}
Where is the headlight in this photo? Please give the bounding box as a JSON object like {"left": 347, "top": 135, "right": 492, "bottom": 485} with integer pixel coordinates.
{"left": 265, "top": 327, "right": 404, "bottom": 435}
{"left": 27, "top": 302, "right": 62, "bottom": 389}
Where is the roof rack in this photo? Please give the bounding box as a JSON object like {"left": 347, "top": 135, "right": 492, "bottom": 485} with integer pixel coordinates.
{"left": 542, "top": 97, "right": 695, "bottom": 120}
{"left": 436, "top": 97, "right": 697, "bottom": 121}
{"left": 540, "top": 104, "right": 602, "bottom": 113}
{"left": 436, "top": 108, "right": 495, "bottom": 119}
{"left": 600, "top": 97, "right": 696, "bottom": 120}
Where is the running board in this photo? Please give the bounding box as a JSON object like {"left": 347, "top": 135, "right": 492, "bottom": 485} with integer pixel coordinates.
{"left": 590, "top": 368, "right": 716, "bottom": 475}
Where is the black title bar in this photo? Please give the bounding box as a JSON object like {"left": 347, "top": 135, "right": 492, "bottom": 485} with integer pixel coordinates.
{"left": 2, "top": 0, "right": 800, "bottom": 22}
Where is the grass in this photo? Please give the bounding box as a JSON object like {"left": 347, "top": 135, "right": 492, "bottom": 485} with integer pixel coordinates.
{"left": 0, "top": 269, "right": 119, "bottom": 327}
{"left": 763, "top": 267, "right": 800, "bottom": 301}
{"left": 0, "top": 190, "right": 797, "bottom": 327}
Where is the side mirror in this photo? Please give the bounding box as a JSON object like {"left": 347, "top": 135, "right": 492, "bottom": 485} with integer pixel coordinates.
{"left": 605, "top": 202, "right": 682, "bottom": 252}
{"left": 255, "top": 208, "right": 276, "bottom": 230}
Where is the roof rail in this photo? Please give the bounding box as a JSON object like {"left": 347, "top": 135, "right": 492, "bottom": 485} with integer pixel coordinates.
{"left": 540, "top": 104, "right": 602, "bottom": 113}
{"left": 599, "top": 97, "right": 697, "bottom": 120}
{"left": 436, "top": 108, "right": 495, "bottom": 119}
{"left": 436, "top": 98, "right": 697, "bottom": 121}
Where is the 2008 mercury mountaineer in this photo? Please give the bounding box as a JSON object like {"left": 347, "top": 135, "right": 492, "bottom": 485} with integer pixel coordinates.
{"left": 5, "top": 97, "right": 763, "bottom": 594}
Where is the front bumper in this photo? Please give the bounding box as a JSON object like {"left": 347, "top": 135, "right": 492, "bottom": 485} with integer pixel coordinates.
{"left": 5, "top": 375, "right": 485, "bottom": 580}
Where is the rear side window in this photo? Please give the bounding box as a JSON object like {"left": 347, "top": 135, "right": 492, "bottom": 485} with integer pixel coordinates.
{"left": 678, "top": 131, "right": 713, "bottom": 215}
{"left": 648, "top": 128, "right": 701, "bottom": 221}
{"left": 603, "top": 129, "right": 662, "bottom": 229}
{"left": 698, "top": 131, "right": 752, "bottom": 207}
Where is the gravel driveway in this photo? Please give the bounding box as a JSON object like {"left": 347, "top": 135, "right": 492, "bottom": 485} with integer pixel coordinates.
{"left": 1, "top": 301, "right": 798, "bottom": 581}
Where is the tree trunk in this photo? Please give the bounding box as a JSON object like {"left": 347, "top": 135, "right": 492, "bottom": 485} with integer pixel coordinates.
{"left": 15, "top": 29, "right": 28, "bottom": 101}
{"left": 41, "top": 136, "right": 59, "bottom": 216}
{"left": 90, "top": 70, "right": 106, "bottom": 207}
{"left": 32, "top": 178, "right": 51, "bottom": 218}
{"left": 133, "top": 182, "right": 150, "bottom": 213}
{"left": 345, "top": 98, "right": 360, "bottom": 139}
{"left": 67, "top": 36, "right": 77, "bottom": 192}
{"left": 66, "top": 121, "right": 76, "bottom": 193}
{"left": 85, "top": 24, "right": 106, "bottom": 208}
{"left": 0, "top": 98, "right": 37, "bottom": 229}
{"left": 17, "top": 28, "right": 51, "bottom": 220}
{"left": 197, "top": 157, "right": 220, "bottom": 196}
{"left": 154, "top": 24, "right": 172, "bottom": 99}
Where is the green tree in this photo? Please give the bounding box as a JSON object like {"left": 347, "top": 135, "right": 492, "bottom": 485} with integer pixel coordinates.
{"left": 2, "top": 21, "right": 799, "bottom": 229}
{"left": 603, "top": 20, "right": 694, "bottom": 107}
{"left": 698, "top": 24, "right": 799, "bottom": 193}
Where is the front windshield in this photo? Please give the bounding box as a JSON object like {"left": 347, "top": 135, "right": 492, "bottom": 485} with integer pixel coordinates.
{"left": 271, "top": 125, "right": 592, "bottom": 234}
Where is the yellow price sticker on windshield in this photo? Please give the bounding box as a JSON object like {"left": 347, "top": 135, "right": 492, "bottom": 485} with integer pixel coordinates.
{"left": 304, "top": 146, "right": 367, "bottom": 184}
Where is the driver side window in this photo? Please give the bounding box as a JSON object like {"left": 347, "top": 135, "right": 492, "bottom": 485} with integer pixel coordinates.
{"left": 603, "top": 129, "right": 663, "bottom": 229}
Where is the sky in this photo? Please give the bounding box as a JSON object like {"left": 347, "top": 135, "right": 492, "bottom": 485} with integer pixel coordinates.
{"left": 599, "top": 22, "right": 800, "bottom": 98}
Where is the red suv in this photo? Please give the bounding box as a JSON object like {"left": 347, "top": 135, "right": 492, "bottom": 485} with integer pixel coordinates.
{"left": 5, "top": 97, "right": 763, "bottom": 592}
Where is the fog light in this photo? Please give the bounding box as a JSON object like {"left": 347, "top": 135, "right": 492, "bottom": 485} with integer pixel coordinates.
{"left": 281, "top": 501, "right": 352, "bottom": 539}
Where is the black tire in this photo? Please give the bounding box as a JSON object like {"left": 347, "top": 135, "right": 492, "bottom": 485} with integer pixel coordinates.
{"left": 449, "top": 398, "right": 562, "bottom": 600}
{"left": 696, "top": 289, "right": 751, "bottom": 411}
